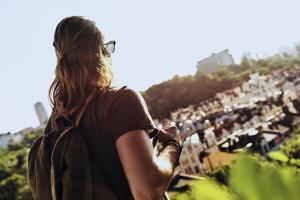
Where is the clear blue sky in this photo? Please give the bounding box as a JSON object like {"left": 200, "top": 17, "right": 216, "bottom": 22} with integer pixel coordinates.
{"left": 1, "top": 0, "right": 300, "bottom": 133}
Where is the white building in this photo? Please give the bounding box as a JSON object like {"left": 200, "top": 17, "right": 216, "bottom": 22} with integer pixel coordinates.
{"left": 0, "top": 127, "right": 35, "bottom": 148}
{"left": 0, "top": 132, "right": 14, "bottom": 148}
{"left": 179, "top": 134, "right": 206, "bottom": 174}
{"left": 34, "top": 102, "right": 48, "bottom": 126}
{"left": 217, "top": 73, "right": 280, "bottom": 109}
{"left": 196, "top": 49, "right": 235, "bottom": 73}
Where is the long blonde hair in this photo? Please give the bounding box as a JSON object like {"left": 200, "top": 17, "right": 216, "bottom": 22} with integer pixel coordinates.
{"left": 49, "top": 16, "right": 113, "bottom": 117}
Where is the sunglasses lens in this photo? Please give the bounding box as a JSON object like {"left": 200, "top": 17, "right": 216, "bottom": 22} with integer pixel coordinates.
{"left": 105, "top": 42, "right": 115, "bottom": 54}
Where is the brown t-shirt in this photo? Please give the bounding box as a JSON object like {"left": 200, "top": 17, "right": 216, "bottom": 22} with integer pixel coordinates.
{"left": 46, "top": 86, "right": 156, "bottom": 199}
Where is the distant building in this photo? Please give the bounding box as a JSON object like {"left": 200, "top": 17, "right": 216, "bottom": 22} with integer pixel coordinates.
{"left": 34, "top": 102, "right": 48, "bottom": 126}
{"left": 179, "top": 140, "right": 205, "bottom": 174}
{"left": 0, "top": 127, "right": 36, "bottom": 148}
{"left": 196, "top": 49, "right": 235, "bottom": 73}
{"left": 0, "top": 132, "right": 13, "bottom": 148}
{"left": 11, "top": 127, "right": 35, "bottom": 144}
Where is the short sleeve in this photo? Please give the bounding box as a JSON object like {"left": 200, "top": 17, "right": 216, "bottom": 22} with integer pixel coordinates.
{"left": 109, "top": 87, "right": 156, "bottom": 142}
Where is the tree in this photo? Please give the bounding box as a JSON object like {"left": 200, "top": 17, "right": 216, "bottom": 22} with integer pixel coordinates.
{"left": 0, "top": 130, "right": 42, "bottom": 200}
{"left": 170, "top": 156, "right": 300, "bottom": 200}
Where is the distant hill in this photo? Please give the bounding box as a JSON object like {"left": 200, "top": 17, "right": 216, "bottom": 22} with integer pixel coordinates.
{"left": 142, "top": 54, "right": 300, "bottom": 119}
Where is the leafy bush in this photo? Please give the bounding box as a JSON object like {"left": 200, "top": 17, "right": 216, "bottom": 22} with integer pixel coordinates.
{"left": 0, "top": 130, "right": 42, "bottom": 200}
{"left": 207, "top": 164, "right": 231, "bottom": 185}
{"left": 279, "top": 135, "right": 300, "bottom": 167}
{"left": 170, "top": 156, "right": 300, "bottom": 200}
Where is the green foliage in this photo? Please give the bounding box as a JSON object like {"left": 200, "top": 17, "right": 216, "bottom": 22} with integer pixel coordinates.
{"left": 172, "top": 126, "right": 300, "bottom": 200}
{"left": 170, "top": 156, "right": 300, "bottom": 200}
{"left": 143, "top": 55, "right": 300, "bottom": 119}
{"left": 293, "top": 125, "right": 300, "bottom": 135}
{"left": 279, "top": 136, "right": 300, "bottom": 167}
{"left": 0, "top": 174, "right": 26, "bottom": 200}
{"left": 169, "top": 178, "right": 233, "bottom": 200}
{"left": 0, "top": 150, "right": 32, "bottom": 200}
{"left": 143, "top": 70, "right": 236, "bottom": 119}
{"left": 207, "top": 164, "right": 231, "bottom": 185}
{"left": 8, "top": 131, "right": 42, "bottom": 151}
{"left": 268, "top": 151, "right": 289, "bottom": 163}
{"left": 271, "top": 126, "right": 300, "bottom": 168}
{"left": 230, "top": 156, "right": 300, "bottom": 200}
{"left": 0, "top": 130, "right": 42, "bottom": 200}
